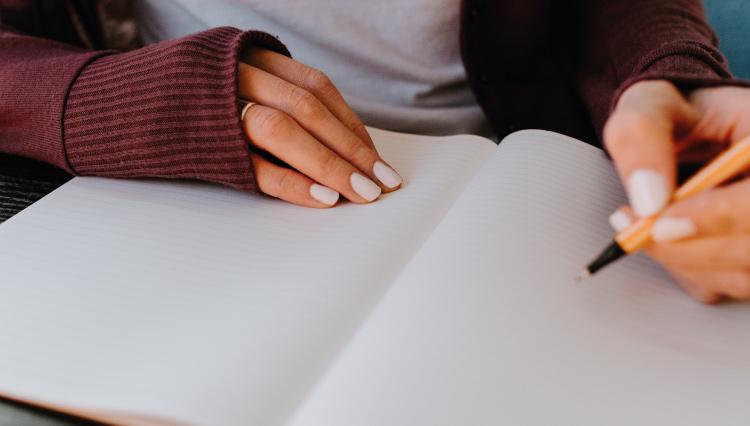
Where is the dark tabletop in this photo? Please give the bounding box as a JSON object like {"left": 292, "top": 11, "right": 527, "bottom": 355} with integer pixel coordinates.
{"left": 0, "top": 155, "right": 71, "bottom": 224}
{"left": 0, "top": 155, "right": 82, "bottom": 425}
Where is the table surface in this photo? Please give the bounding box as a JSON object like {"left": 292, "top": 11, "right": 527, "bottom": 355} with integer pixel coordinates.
{"left": 0, "top": 154, "right": 81, "bottom": 425}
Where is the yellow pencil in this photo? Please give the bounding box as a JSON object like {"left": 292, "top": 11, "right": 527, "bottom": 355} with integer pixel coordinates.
{"left": 580, "top": 133, "right": 750, "bottom": 279}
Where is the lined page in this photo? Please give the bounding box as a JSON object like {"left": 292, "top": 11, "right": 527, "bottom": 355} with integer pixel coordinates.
{"left": 0, "top": 128, "right": 494, "bottom": 426}
{"left": 291, "top": 130, "right": 750, "bottom": 426}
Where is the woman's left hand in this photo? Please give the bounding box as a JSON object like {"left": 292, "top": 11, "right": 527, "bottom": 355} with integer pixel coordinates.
{"left": 604, "top": 80, "right": 750, "bottom": 303}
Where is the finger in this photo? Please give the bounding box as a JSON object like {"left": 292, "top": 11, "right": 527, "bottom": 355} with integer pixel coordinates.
{"left": 705, "top": 270, "right": 750, "bottom": 300}
{"left": 604, "top": 81, "right": 698, "bottom": 217}
{"left": 670, "top": 267, "right": 750, "bottom": 301}
{"left": 239, "top": 64, "right": 401, "bottom": 191}
{"left": 250, "top": 152, "right": 339, "bottom": 208}
{"left": 688, "top": 86, "right": 750, "bottom": 145}
{"left": 646, "top": 235, "right": 750, "bottom": 270}
{"left": 243, "top": 104, "right": 382, "bottom": 203}
{"left": 665, "top": 267, "right": 723, "bottom": 304}
{"left": 651, "top": 179, "right": 750, "bottom": 242}
{"left": 242, "top": 48, "right": 375, "bottom": 149}
{"left": 608, "top": 205, "right": 636, "bottom": 232}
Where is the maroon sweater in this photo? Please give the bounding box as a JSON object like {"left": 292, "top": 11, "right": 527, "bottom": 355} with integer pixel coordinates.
{"left": 0, "top": 0, "right": 743, "bottom": 193}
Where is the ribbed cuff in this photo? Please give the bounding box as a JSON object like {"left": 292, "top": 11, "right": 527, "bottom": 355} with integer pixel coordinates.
{"left": 611, "top": 41, "right": 750, "bottom": 111}
{"left": 63, "top": 27, "right": 289, "bottom": 192}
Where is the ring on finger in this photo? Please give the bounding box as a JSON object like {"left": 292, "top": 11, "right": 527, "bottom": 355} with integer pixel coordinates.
{"left": 239, "top": 99, "right": 258, "bottom": 121}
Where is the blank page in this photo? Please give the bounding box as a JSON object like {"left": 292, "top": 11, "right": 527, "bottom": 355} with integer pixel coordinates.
{"left": 0, "top": 128, "right": 494, "bottom": 426}
{"left": 291, "top": 130, "right": 750, "bottom": 426}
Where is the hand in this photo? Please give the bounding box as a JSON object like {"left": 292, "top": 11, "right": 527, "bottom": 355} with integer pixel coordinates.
{"left": 605, "top": 80, "right": 750, "bottom": 303}
{"left": 238, "top": 48, "right": 402, "bottom": 208}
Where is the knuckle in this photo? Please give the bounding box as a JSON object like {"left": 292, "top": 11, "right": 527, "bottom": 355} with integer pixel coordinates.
{"left": 303, "top": 67, "right": 335, "bottom": 96}
{"left": 604, "top": 111, "right": 658, "bottom": 151}
{"left": 276, "top": 169, "right": 298, "bottom": 193}
{"left": 318, "top": 152, "right": 343, "bottom": 180}
{"left": 352, "top": 121, "right": 370, "bottom": 139}
{"left": 345, "top": 138, "right": 376, "bottom": 164}
{"left": 251, "top": 108, "right": 292, "bottom": 140}
{"left": 287, "top": 86, "right": 322, "bottom": 119}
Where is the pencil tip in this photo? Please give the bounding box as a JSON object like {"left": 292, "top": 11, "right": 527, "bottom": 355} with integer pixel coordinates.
{"left": 575, "top": 269, "right": 591, "bottom": 283}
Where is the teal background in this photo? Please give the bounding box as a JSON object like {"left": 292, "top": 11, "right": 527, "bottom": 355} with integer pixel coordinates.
{"left": 705, "top": 0, "right": 750, "bottom": 78}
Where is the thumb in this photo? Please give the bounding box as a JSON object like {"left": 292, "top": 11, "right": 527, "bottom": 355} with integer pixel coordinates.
{"left": 604, "top": 81, "right": 698, "bottom": 217}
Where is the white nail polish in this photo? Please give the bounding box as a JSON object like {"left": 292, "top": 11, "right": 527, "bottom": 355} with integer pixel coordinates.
{"left": 627, "top": 169, "right": 669, "bottom": 217}
{"left": 309, "top": 184, "right": 339, "bottom": 206}
{"left": 608, "top": 210, "right": 632, "bottom": 232}
{"left": 373, "top": 160, "right": 402, "bottom": 189}
{"left": 350, "top": 173, "right": 381, "bottom": 202}
{"left": 652, "top": 217, "right": 697, "bottom": 242}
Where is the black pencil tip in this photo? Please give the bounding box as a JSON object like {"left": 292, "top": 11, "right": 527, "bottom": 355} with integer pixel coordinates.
{"left": 585, "top": 241, "right": 626, "bottom": 277}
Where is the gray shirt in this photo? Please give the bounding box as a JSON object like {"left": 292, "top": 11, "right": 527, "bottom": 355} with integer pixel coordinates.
{"left": 134, "top": 0, "right": 492, "bottom": 137}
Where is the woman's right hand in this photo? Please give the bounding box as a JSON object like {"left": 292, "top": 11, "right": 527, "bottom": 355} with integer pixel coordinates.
{"left": 605, "top": 80, "right": 750, "bottom": 303}
{"left": 238, "top": 48, "right": 402, "bottom": 208}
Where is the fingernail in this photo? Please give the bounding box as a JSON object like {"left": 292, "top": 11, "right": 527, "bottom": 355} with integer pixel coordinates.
{"left": 608, "top": 210, "right": 632, "bottom": 232}
{"left": 373, "top": 160, "right": 402, "bottom": 189}
{"left": 627, "top": 169, "right": 669, "bottom": 217}
{"left": 309, "top": 184, "right": 339, "bottom": 206}
{"left": 350, "top": 173, "right": 381, "bottom": 202}
{"left": 652, "top": 217, "right": 697, "bottom": 242}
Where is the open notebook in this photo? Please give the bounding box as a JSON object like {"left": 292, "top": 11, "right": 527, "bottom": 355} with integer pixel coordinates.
{"left": 0, "top": 128, "right": 748, "bottom": 426}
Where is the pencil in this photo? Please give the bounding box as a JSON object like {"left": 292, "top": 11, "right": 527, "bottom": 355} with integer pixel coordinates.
{"left": 579, "top": 133, "right": 750, "bottom": 280}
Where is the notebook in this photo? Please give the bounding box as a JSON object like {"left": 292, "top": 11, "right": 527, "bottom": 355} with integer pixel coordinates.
{"left": 0, "top": 128, "right": 748, "bottom": 426}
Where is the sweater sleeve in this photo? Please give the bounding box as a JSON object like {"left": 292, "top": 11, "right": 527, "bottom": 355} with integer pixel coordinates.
{"left": 575, "top": 0, "right": 750, "bottom": 137}
{"left": 0, "top": 24, "right": 102, "bottom": 171}
{"left": 0, "top": 24, "right": 289, "bottom": 192}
